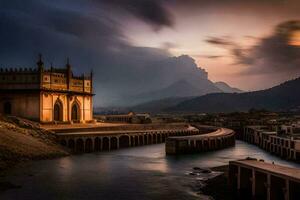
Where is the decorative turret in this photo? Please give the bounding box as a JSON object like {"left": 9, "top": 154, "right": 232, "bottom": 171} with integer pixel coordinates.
{"left": 90, "top": 69, "right": 93, "bottom": 80}
{"left": 66, "top": 57, "right": 71, "bottom": 71}
{"left": 50, "top": 62, "right": 53, "bottom": 71}
{"left": 90, "top": 69, "right": 93, "bottom": 93}
{"left": 37, "top": 54, "right": 44, "bottom": 72}
{"left": 66, "top": 57, "right": 72, "bottom": 89}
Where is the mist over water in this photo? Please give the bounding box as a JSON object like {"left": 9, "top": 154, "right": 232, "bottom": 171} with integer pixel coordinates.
{"left": 1, "top": 141, "right": 299, "bottom": 200}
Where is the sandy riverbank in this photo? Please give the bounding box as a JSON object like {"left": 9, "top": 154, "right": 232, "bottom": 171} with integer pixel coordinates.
{"left": 0, "top": 116, "right": 69, "bottom": 171}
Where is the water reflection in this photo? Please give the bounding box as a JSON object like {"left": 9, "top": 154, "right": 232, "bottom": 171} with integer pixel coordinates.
{"left": 1, "top": 141, "right": 300, "bottom": 200}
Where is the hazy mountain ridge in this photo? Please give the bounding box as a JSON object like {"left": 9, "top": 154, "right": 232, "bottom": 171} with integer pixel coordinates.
{"left": 166, "top": 77, "right": 300, "bottom": 113}
{"left": 130, "top": 79, "right": 221, "bottom": 104}
{"left": 131, "top": 96, "right": 194, "bottom": 113}
{"left": 214, "top": 81, "right": 243, "bottom": 93}
{"left": 130, "top": 80, "right": 243, "bottom": 112}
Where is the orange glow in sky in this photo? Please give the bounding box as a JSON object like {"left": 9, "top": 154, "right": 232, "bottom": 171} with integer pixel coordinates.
{"left": 290, "top": 31, "right": 300, "bottom": 46}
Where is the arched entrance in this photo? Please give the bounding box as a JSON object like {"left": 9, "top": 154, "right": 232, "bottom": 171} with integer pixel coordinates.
{"left": 71, "top": 102, "right": 80, "bottom": 122}
{"left": 85, "top": 138, "right": 93, "bottom": 153}
{"left": 95, "top": 137, "right": 101, "bottom": 151}
{"left": 76, "top": 139, "right": 84, "bottom": 153}
{"left": 68, "top": 139, "right": 75, "bottom": 150}
{"left": 119, "top": 135, "right": 130, "bottom": 148}
{"left": 102, "top": 137, "right": 109, "bottom": 151}
{"left": 3, "top": 102, "right": 12, "bottom": 115}
{"left": 111, "top": 137, "right": 118, "bottom": 150}
{"left": 54, "top": 100, "right": 63, "bottom": 121}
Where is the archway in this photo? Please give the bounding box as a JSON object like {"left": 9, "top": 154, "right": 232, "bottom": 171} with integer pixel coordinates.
{"left": 60, "top": 140, "right": 67, "bottom": 146}
{"left": 119, "top": 135, "right": 130, "bottom": 148}
{"left": 71, "top": 102, "right": 80, "bottom": 122}
{"left": 111, "top": 137, "right": 118, "bottom": 150}
{"left": 95, "top": 137, "right": 101, "bottom": 151}
{"left": 54, "top": 99, "right": 63, "bottom": 121}
{"left": 157, "top": 134, "right": 161, "bottom": 143}
{"left": 139, "top": 135, "right": 143, "bottom": 145}
{"left": 148, "top": 134, "right": 152, "bottom": 144}
{"left": 162, "top": 134, "right": 166, "bottom": 142}
{"left": 130, "top": 136, "right": 135, "bottom": 146}
{"left": 3, "top": 102, "right": 12, "bottom": 115}
{"left": 144, "top": 134, "right": 148, "bottom": 145}
{"left": 76, "top": 139, "right": 84, "bottom": 153}
{"left": 85, "top": 138, "right": 93, "bottom": 153}
{"left": 102, "top": 137, "right": 109, "bottom": 151}
{"left": 68, "top": 139, "right": 75, "bottom": 150}
{"left": 153, "top": 134, "right": 157, "bottom": 144}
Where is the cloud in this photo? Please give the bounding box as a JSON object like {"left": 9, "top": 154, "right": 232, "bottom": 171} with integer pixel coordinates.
{"left": 206, "top": 36, "right": 234, "bottom": 47}
{"left": 237, "top": 20, "right": 300, "bottom": 74}
{"left": 101, "top": 0, "right": 173, "bottom": 31}
{"left": 206, "top": 20, "right": 300, "bottom": 75}
{"left": 0, "top": 0, "right": 207, "bottom": 106}
{"left": 193, "top": 55, "right": 224, "bottom": 59}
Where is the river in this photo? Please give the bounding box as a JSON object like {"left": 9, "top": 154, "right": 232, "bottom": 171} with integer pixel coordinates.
{"left": 1, "top": 141, "right": 300, "bottom": 200}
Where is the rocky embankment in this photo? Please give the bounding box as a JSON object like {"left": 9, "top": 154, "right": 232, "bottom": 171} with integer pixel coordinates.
{"left": 0, "top": 116, "right": 69, "bottom": 171}
{"left": 186, "top": 165, "right": 232, "bottom": 199}
{"left": 200, "top": 165, "right": 232, "bottom": 199}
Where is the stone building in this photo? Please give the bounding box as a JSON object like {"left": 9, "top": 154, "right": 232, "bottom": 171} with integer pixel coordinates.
{"left": 102, "top": 112, "right": 151, "bottom": 124}
{"left": 0, "top": 55, "right": 94, "bottom": 123}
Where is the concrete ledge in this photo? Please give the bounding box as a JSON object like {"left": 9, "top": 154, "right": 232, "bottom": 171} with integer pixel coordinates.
{"left": 229, "top": 159, "right": 300, "bottom": 199}
{"left": 165, "top": 126, "right": 235, "bottom": 155}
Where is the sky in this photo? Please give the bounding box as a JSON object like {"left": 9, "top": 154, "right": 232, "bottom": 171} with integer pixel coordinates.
{"left": 0, "top": 0, "right": 299, "bottom": 106}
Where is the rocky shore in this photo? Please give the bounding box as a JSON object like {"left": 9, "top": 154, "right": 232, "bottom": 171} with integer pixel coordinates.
{"left": 201, "top": 165, "right": 232, "bottom": 200}
{"left": 0, "top": 116, "right": 69, "bottom": 171}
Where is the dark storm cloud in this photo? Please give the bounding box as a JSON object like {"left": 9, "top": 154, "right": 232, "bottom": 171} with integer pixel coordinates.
{"left": 0, "top": 0, "right": 206, "bottom": 106}
{"left": 206, "top": 20, "right": 300, "bottom": 75}
{"left": 238, "top": 20, "right": 300, "bottom": 74}
{"left": 101, "top": 0, "right": 173, "bottom": 30}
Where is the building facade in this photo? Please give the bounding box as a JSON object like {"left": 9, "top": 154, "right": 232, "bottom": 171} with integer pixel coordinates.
{"left": 100, "top": 112, "right": 151, "bottom": 124}
{"left": 0, "top": 55, "right": 94, "bottom": 123}
{"left": 243, "top": 126, "right": 300, "bottom": 161}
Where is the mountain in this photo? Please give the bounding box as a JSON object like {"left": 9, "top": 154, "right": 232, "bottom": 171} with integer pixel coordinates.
{"left": 214, "top": 82, "right": 243, "bottom": 93}
{"left": 130, "top": 80, "right": 244, "bottom": 112}
{"left": 166, "top": 77, "right": 300, "bottom": 113}
{"left": 131, "top": 96, "right": 194, "bottom": 113}
{"left": 130, "top": 79, "right": 222, "bottom": 105}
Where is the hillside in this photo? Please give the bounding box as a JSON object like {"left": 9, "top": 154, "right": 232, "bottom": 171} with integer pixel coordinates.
{"left": 0, "top": 116, "right": 69, "bottom": 170}
{"left": 166, "top": 77, "right": 300, "bottom": 113}
{"left": 214, "top": 82, "right": 243, "bottom": 93}
{"left": 130, "top": 81, "right": 243, "bottom": 113}
{"left": 131, "top": 96, "right": 194, "bottom": 113}
{"left": 129, "top": 79, "right": 221, "bottom": 105}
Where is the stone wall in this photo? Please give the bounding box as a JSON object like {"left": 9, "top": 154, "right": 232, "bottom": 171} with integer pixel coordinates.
{"left": 0, "top": 93, "right": 40, "bottom": 121}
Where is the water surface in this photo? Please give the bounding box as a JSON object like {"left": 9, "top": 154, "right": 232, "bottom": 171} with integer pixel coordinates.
{"left": 1, "top": 141, "right": 299, "bottom": 200}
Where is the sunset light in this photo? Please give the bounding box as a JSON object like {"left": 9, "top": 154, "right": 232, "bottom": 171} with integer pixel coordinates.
{"left": 1, "top": 1, "right": 300, "bottom": 200}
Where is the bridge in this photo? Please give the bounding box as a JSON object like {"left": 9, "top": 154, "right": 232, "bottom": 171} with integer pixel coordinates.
{"left": 53, "top": 123, "right": 235, "bottom": 154}
{"left": 54, "top": 124, "right": 200, "bottom": 153}
{"left": 165, "top": 126, "right": 235, "bottom": 154}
